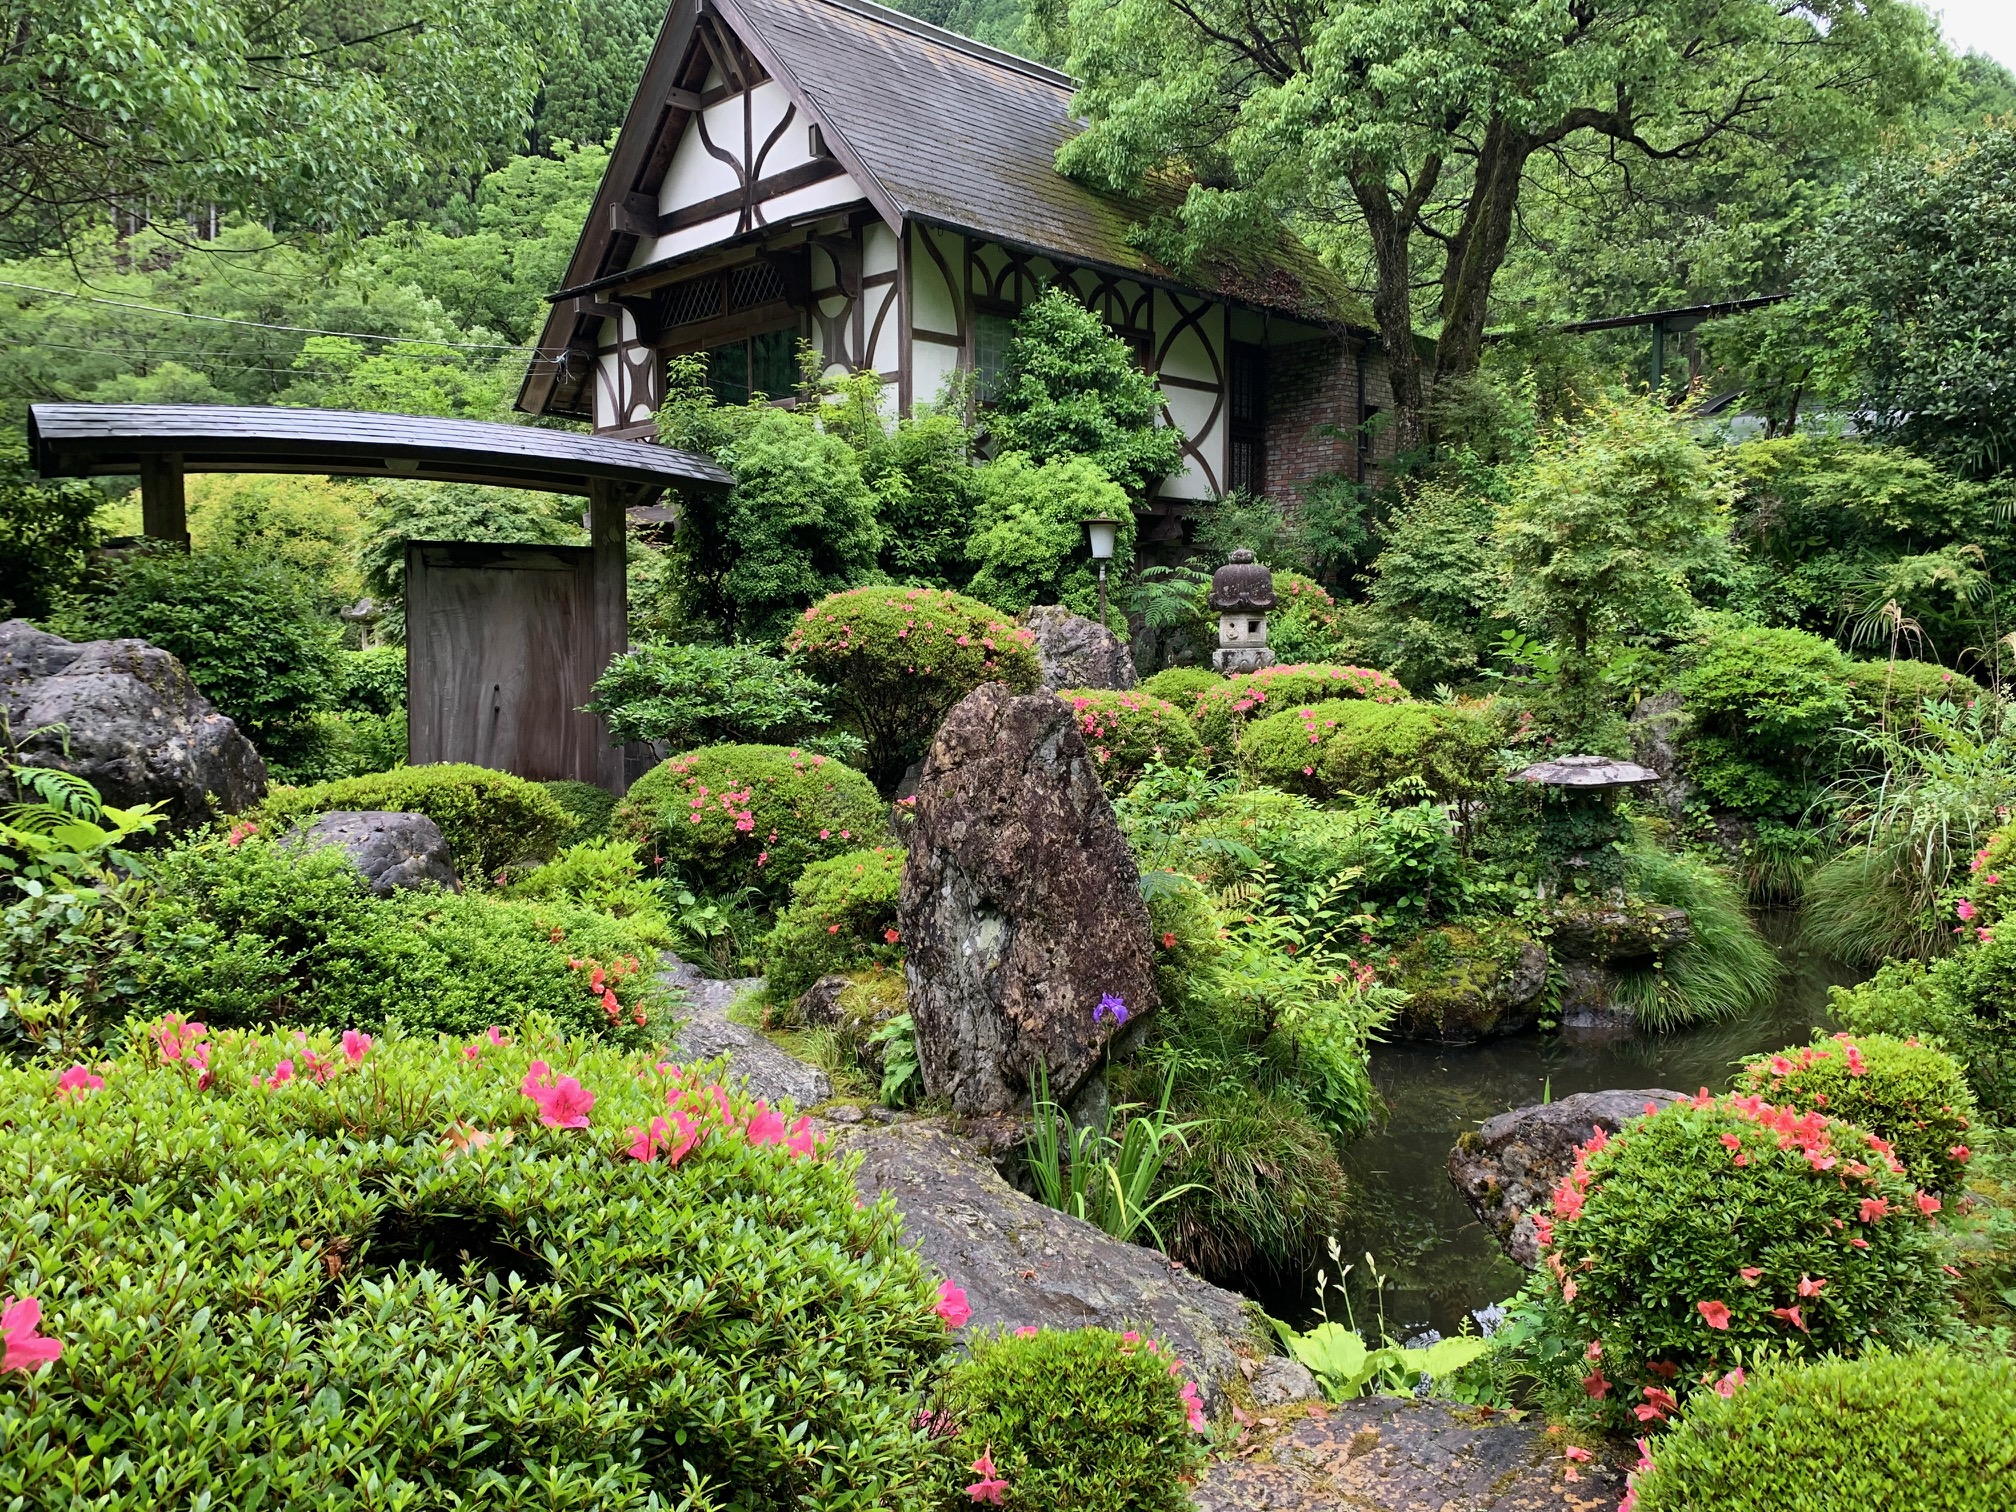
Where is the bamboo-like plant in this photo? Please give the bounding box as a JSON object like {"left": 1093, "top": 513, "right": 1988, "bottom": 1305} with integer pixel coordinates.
{"left": 1026, "top": 1062, "right": 1204, "bottom": 1248}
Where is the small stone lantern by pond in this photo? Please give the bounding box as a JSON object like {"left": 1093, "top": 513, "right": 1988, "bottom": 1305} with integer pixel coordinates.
{"left": 1209, "top": 548, "right": 1276, "bottom": 674}
{"left": 1514, "top": 754, "right": 1661, "bottom": 894}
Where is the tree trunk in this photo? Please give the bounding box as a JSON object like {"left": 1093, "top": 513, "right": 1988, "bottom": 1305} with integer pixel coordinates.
{"left": 1350, "top": 171, "right": 1432, "bottom": 459}
{"left": 1435, "top": 117, "right": 1535, "bottom": 386}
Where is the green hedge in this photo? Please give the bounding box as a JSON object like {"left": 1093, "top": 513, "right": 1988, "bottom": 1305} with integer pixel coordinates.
{"left": 0, "top": 1025, "right": 954, "bottom": 1509}
{"left": 1190, "top": 662, "right": 1408, "bottom": 765}
{"left": 614, "top": 744, "right": 887, "bottom": 899}
{"left": 1239, "top": 698, "right": 1499, "bottom": 801}
{"left": 759, "top": 846, "right": 905, "bottom": 1002}
{"left": 1059, "top": 688, "right": 1204, "bottom": 792}
{"left": 1138, "top": 666, "right": 1221, "bottom": 707}
{"left": 256, "top": 763, "right": 575, "bottom": 880}
{"left": 1844, "top": 659, "right": 1982, "bottom": 728}
{"left": 539, "top": 779, "right": 618, "bottom": 840}
{"left": 1632, "top": 1351, "right": 2016, "bottom": 1511}
{"left": 1832, "top": 947, "right": 2016, "bottom": 1120}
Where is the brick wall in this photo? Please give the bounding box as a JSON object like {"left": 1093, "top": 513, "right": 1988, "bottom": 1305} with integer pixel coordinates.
{"left": 1262, "top": 335, "right": 1395, "bottom": 497}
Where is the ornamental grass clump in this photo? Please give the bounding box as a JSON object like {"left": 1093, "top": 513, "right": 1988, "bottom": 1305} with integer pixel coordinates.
{"left": 0, "top": 1020, "right": 958, "bottom": 1510}
{"left": 1189, "top": 662, "right": 1407, "bottom": 765}
{"left": 1734, "top": 1032, "right": 1977, "bottom": 1189}
{"left": 785, "top": 586, "right": 1040, "bottom": 792}
{"left": 1542, "top": 1092, "right": 1959, "bottom": 1429}
{"left": 929, "top": 1327, "right": 1209, "bottom": 1512}
{"left": 256, "top": 762, "right": 576, "bottom": 879}
{"left": 1627, "top": 1350, "right": 2016, "bottom": 1512}
{"left": 614, "top": 743, "right": 886, "bottom": 899}
{"left": 1059, "top": 688, "right": 1203, "bottom": 792}
{"left": 758, "top": 845, "right": 905, "bottom": 1001}
{"left": 1239, "top": 698, "right": 1499, "bottom": 802}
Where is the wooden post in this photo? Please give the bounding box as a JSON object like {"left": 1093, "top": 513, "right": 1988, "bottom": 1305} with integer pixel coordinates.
{"left": 587, "top": 478, "right": 630, "bottom": 792}
{"left": 138, "top": 452, "right": 189, "bottom": 547}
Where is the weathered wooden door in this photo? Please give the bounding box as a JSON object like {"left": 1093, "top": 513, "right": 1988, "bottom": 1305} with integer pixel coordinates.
{"left": 405, "top": 541, "right": 615, "bottom": 787}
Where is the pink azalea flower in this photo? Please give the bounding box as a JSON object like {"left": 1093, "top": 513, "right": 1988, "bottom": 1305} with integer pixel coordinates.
{"left": 1859, "top": 1196, "right": 1891, "bottom": 1223}
{"left": 265, "top": 1059, "right": 295, "bottom": 1089}
{"left": 1957, "top": 898, "right": 1977, "bottom": 921}
{"left": 1797, "top": 1274, "right": 1827, "bottom": 1298}
{"left": 341, "top": 1030, "right": 373, "bottom": 1065}
{"left": 486, "top": 1026, "right": 508, "bottom": 1046}
{"left": 1014, "top": 1326, "right": 1039, "bottom": 1338}
{"left": 154, "top": 1015, "right": 208, "bottom": 1063}
{"left": 1696, "top": 1299, "right": 1731, "bottom": 1330}
{"left": 785, "top": 1117, "right": 817, "bottom": 1158}
{"left": 1713, "top": 1367, "right": 1746, "bottom": 1398}
{"left": 1179, "top": 1377, "right": 1207, "bottom": 1432}
{"left": 661, "top": 1110, "right": 701, "bottom": 1165}
{"left": 54, "top": 1065, "right": 103, "bottom": 1099}
{"left": 966, "top": 1445, "right": 1010, "bottom": 1505}
{"left": 1771, "top": 1305, "right": 1808, "bottom": 1332}
{"left": 935, "top": 1279, "right": 972, "bottom": 1329}
{"left": 745, "top": 1100, "right": 787, "bottom": 1146}
{"left": 1582, "top": 1371, "right": 1612, "bottom": 1400}
{"left": 0, "top": 1296, "right": 62, "bottom": 1373}
{"left": 1739, "top": 1266, "right": 1764, "bottom": 1282}
{"left": 520, "top": 1060, "right": 552, "bottom": 1099}
{"left": 1916, "top": 1190, "right": 1942, "bottom": 1216}
{"left": 461, "top": 1044, "right": 482, "bottom": 1061}
{"left": 1951, "top": 1144, "right": 1972, "bottom": 1163}
{"left": 521, "top": 1062, "right": 594, "bottom": 1128}
{"left": 626, "top": 1117, "right": 672, "bottom": 1162}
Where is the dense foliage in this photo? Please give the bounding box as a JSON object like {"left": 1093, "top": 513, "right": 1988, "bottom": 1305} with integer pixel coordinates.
{"left": 1189, "top": 662, "right": 1408, "bottom": 765}
{"left": 586, "top": 640, "right": 842, "bottom": 752}
{"left": 759, "top": 846, "right": 906, "bottom": 1002}
{"left": 256, "top": 764, "right": 576, "bottom": 881}
{"left": 1239, "top": 698, "right": 1500, "bottom": 802}
{"left": 1059, "top": 689, "right": 1202, "bottom": 792}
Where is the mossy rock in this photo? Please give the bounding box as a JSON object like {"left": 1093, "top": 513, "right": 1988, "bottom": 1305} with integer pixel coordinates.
{"left": 1389, "top": 921, "right": 1549, "bottom": 1043}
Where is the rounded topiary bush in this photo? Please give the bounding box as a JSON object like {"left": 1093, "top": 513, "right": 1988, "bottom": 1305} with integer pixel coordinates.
{"left": 1845, "top": 659, "right": 1982, "bottom": 728}
{"left": 930, "top": 1326, "right": 1209, "bottom": 1512}
{"left": 539, "top": 778, "right": 618, "bottom": 840}
{"left": 785, "top": 586, "right": 1039, "bottom": 792}
{"left": 1544, "top": 1093, "right": 1958, "bottom": 1426}
{"left": 256, "top": 763, "right": 576, "bottom": 879}
{"left": 614, "top": 743, "right": 886, "bottom": 898}
{"left": 1239, "top": 698, "right": 1499, "bottom": 801}
{"left": 1734, "top": 1033, "right": 1978, "bottom": 1189}
{"left": 1138, "top": 665, "right": 1221, "bottom": 708}
{"left": 1190, "top": 662, "right": 1408, "bottom": 765}
{"left": 1629, "top": 1350, "right": 2016, "bottom": 1512}
{"left": 1829, "top": 954, "right": 2016, "bottom": 1122}
{"left": 1060, "top": 688, "right": 1204, "bottom": 792}
{"left": 1267, "top": 572, "right": 1350, "bottom": 663}
{"left": 0, "top": 1023, "right": 956, "bottom": 1510}
{"left": 759, "top": 845, "right": 905, "bottom": 1001}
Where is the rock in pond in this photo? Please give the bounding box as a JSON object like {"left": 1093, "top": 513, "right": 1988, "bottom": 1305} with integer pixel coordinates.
{"left": 899, "top": 681, "right": 1158, "bottom": 1118}
{"left": 290, "top": 811, "right": 458, "bottom": 895}
{"left": 1448, "top": 1089, "right": 1685, "bottom": 1265}
{"left": 1390, "top": 924, "right": 1550, "bottom": 1043}
{"left": 1021, "top": 604, "right": 1138, "bottom": 691}
{"left": 0, "top": 619, "right": 265, "bottom": 826}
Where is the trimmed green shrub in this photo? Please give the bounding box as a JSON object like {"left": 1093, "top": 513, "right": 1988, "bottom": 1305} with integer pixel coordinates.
{"left": 1832, "top": 945, "right": 2016, "bottom": 1120}
{"left": 1190, "top": 661, "right": 1408, "bottom": 765}
{"left": 1139, "top": 666, "right": 1221, "bottom": 707}
{"left": 1239, "top": 698, "right": 1500, "bottom": 801}
{"left": 135, "top": 837, "right": 669, "bottom": 1039}
{"left": 539, "top": 778, "right": 617, "bottom": 840}
{"left": 1735, "top": 1033, "right": 1978, "bottom": 1189}
{"left": 759, "top": 846, "right": 905, "bottom": 1002}
{"left": 584, "top": 639, "right": 839, "bottom": 751}
{"left": 334, "top": 645, "right": 406, "bottom": 716}
{"left": 1676, "top": 625, "right": 1854, "bottom": 819}
{"left": 1631, "top": 1351, "right": 2016, "bottom": 1511}
{"left": 256, "top": 763, "right": 575, "bottom": 880}
{"left": 930, "top": 1326, "right": 1208, "bottom": 1512}
{"left": 1267, "top": 572, "right": 1350, "bottom": 663}
{"left": 1543, "top": 1093, "right": 1959, "bottom": 1427}
{"left": 0, "top": 1024, "right": 954, "bottom": 1509}
{"left": 1845, "top": 658, "right": 1982, "bottom": 729}
{"left": 505, "top": 837, "right": 669, "bottom": 924}
{"left": 785, "top": 586, "right": 1041, "bottom": 792}
{"left": 614, "top": 743, "right": 887, "bottom": 899}
{"left": 1059, "top": 688, "right": 1203, "bottom": 792}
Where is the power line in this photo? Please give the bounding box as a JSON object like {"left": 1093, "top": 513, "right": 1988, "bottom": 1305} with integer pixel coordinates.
{"left": 0, "top": 278, "right": 536, "bottom": 352}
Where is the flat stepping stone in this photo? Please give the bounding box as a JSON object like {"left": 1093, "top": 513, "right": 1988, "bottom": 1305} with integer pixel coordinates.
{"left": 659, "top": 956, "right": 832, "bottom": 1110}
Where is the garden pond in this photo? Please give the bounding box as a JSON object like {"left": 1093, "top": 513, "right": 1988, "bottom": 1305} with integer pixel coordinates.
{"left": 1307, "top": 914, "right": 1865, "bottom": 1338}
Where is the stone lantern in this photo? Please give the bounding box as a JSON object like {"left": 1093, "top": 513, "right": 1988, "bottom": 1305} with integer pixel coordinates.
{"left": 1514, "top": 754, "right": 1661, "bottom": 893}
{"left": 1208, "top": 548, "right": 1276, "bottom": 674}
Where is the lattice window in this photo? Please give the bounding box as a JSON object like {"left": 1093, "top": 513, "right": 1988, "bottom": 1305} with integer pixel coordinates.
{"left": 730, "top": 261, "right": 786, "bottom": 311}
{"left": 664, "top": 276, "right": 723, "bottom": 327}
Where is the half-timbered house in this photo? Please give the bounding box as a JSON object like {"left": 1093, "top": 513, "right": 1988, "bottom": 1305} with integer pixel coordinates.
{"left": 516, "top": 0, "right": 1395, "bottom": 539}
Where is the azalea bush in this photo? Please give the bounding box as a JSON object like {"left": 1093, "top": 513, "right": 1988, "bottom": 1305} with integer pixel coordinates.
{"left": 539, "top": 778, "right": 618, "bottom": 840}
{"left": 1239, "top": 698, "right": 1500, "bottom": 802}
{"left": 1138, "top": 666, "right": 1220, "bottom": 707}
{"left": 1628, "top": 1350, "right": 2016, "bottom": 1512}
{"left": 0, "top": 1022, "right": 961, "bottom": 1510}
{"left": 257, "top": 763, "right": 576, "bottom": 881}
{"left": 1266, "top": 572, "right": 1353, "bottom": 663}
{"left": 614, "top": 744, "right": 886, "bottom": 900}
{"left": 1189, "top": 662, "right": 1407, "bottom": 766}
{"left": 1059, "top": 688, "right": 1203, "bottom": 792}
{"left": 1543, "top": 1093, "right": 1959, "bottom": 1429}
{"left": 785, "top": 586, "right": 1040, "bottom": 792}
{"left": 759, "top": 846, "right": 905, "bottom": 1002}
{"left": 928, "top": 1327, "right": 1208, "bottom": 1512}
{"left": 1734, "top": 1033, "right": 1978, "bottom": 1190}
{"left": 134, "top": 836, "right": 670, "bottom": 1040}
{"left": 1832, "top": 943, "right": 2016, "bottom": 1120}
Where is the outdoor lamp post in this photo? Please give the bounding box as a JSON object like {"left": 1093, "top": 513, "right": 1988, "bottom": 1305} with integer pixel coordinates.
{"left": 1084, "top": 513, "right": 1121, "bottom": 626}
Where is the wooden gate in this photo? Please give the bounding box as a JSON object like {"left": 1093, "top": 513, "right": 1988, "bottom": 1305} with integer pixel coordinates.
{"left": 405, "top": 541, "right": 620, "bottom": 788}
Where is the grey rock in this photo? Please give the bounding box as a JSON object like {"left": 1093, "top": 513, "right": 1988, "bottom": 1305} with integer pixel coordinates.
{"left": 1247, "top": 1356, "right": 1321, "bottom": 1409}
{"left": 797, "top": 973, "right": 853, "bottom": 1026}
{"left": 1549, "top": 902, "right": 1691, "bottom": 962}
{"left": 1448, "top": 1088, "right": 1687, "bottom": 1266}
{"left": 899, "top": 682, "right": 1159, "bottom": 1117}
{"left": 292, "top": 811, "right": 458, "bottom": 895}
{"left": 659, "top": 955, "right": 832, "bottom": 1109}
{"left": 0, "top": 620, "right": 265, "bottom": 827}
{"left": 1392, "top": 928, "right": 1550, "bottom": 1044}
{"left": 1021, "top": 604, "right": 1138, "bottom": 691}
{"left": 836, "top": 1117, "right": 1271, "bottom": 1412}
{"left": 1629, "top": 689, "right": 1693, "bottom": 821}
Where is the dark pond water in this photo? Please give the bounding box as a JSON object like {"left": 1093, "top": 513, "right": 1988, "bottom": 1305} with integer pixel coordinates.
{"left": 1304, "top": 915, "right": 1866, "bottom": 1338}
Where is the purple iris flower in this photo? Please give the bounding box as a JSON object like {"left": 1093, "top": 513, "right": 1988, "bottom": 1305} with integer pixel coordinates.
{"left": 1094, "top": 993, "right": 1129, "bottom": 1027}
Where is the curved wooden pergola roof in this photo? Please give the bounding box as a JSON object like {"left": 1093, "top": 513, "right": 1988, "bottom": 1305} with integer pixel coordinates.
{"left": 28, "top": 403, "right": 730, "bottom": 498}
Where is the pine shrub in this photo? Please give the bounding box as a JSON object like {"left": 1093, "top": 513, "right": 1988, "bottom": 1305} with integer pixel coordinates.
{"left": 1734, "top": 1033, "right": 1978, "bottom": 1189}
{"left": 0, "top": 1024, "right": 954, "bottom": 1510}
{"left": 1544, "top": 1093, "right": 1959, "bottom": 1428}
{"left": 1059, "top": 688, "right": 1203, "bottom": 792}
{"left": 759, "top": 846, "right": 906, "bottom": 1001}
{"left": 930, "top": 1327, "right": 1209, "bottom": 1512}
{"left": 1239, "top": 698, "right": 1499, "bottom": 801}
{"left": 614, "top": 743, "right": 886, "bottom": 899}
{"left": 1190, "top": 662, "right": 1408, "bottom": 765}
{"left": 256, "top": 763, "right": 575, "bottom": 880}
{"left": 1631, "top": 1351, "right": 2016, "bottom": 1512}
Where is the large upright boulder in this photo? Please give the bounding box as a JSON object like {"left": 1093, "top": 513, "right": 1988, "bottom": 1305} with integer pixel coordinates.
{"left": 0, "top": 619, "right": 265, "bottom": 826}
{"left": 899, "top": 682, "right": 1158, "bottom": 1118}
{"left": 1021, "top": 604, "right": 1137, "bottom": 691}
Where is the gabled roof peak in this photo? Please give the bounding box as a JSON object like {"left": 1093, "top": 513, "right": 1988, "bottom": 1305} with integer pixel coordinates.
{"left": 803, "top": 0, "right": 1073, "bottom": 89}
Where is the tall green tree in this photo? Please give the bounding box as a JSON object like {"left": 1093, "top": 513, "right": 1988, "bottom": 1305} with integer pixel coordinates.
{"left": 530, "top": 0, "right": 664, "bottom": 153}
{"left": 1059, "top": 0, "right": 1946, "bottom": 453}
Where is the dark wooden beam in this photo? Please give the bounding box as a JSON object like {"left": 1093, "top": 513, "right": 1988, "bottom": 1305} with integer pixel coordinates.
{"left": 587, "top": 478, "right": 630, "bottom": 792}
{"left": 138, "top": 452, "right": 188, "bottom": 546}
{"left": 609, "top": 192, "right": 660, "bottom": 238}
{"left": 657, "top": 157, "right": 846, "bottom": 235}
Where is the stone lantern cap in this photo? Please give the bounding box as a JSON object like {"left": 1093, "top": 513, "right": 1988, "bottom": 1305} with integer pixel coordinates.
{"left": 1514, "top": 754, "right": 1661, "bottom": 789}
{"left": 1208, "top": 548, "right": 1275, "bottom": 612}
